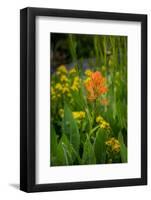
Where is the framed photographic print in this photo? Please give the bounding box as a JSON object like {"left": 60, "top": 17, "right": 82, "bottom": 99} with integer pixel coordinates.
{"left": 20, "top": 7, "right": 147, "bottom": 192}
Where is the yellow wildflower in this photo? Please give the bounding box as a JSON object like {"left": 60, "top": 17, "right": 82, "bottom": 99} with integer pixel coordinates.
{"left": 65, "top": 83, "right": 69, "bottom": 87}
{"left": 72, "top": 111, "right": 85, "bottom": 120}
{"left": 113, "top": 143, "right": 121, "bottom": 153}
{"left": 69, "top": 67, "right": 76, "bottom": 75}
{"left": 100, "top": 121, "right": 110, "bottom": 130}
{"left": 60, "top": 75, "right": 68, "bottom": 82}
{"left": 84, "top": 77, "right": 91, "bottom": 85}
{"left": 56, "top": 65, "right": 67, "bottom": 75}
{"left": 85, "top": 69, "right": 92, "bottom": 76}
{"left": 74, "top": 76, "right": 80, "bottom": 82}
{"left": 51, "top": 87, "right": 56, "bottom": 101}
{"left": 96, "top": 115, "right": 111, "bottom": 130}
{"left": 62, "top": 87, "right": 70, "bottom": 94}
{"left": 71, "top": 84, "right": 78, "bottom": 91}
{"left": 71, "top": 76, "right": 80, "bottom": 92}
{"left": 105, "top": 137, "right": 120, "bottom": 153}
{"left": 96, "top": 116, "right": 104, "bottom": 123}
{"left": 55, "top": 83, "right": 62, "bottom": 91}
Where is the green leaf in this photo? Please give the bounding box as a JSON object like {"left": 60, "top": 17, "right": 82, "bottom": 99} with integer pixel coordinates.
{"left": 63, "top": 103, "right": 80, "bottom": 151}
{"left": 71, "top": 91, "right": 84, "bottom": 110}
{"left": 94, "top": 129, "right": 107, "bottom": 164}
{"left": 50, "top": 126, "right": 58, "bottom": 165}
{"left": 81, "top": 136, "right": 96, "bottom": 164}
{"left": 118, "top": 131, "right": 127, "bottom": 163}
{"left": 90, "top": 125, "right": 100, "bottom": 136}
{"left": 56, "top": 134, "right": 74, "bottom": 166}
{"left": 116, "top": 101, "right": 127, "bottom": 130}
{"left": 51, "top": 126, "right": 58, "bottom": 156}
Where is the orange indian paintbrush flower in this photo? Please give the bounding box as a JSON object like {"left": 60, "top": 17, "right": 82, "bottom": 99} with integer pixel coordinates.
{"left": 85, "top": 71, "right": 108, "bottom": 101}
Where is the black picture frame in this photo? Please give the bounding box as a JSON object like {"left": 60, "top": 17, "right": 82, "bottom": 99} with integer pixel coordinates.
{"left": 20, "top": 7, "right": 147, "bottom": 192}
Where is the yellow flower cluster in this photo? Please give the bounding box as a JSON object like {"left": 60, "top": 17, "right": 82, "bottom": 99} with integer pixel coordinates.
{"left": 51, "top": 82, "right": 70, "bottom": 100}
{"left": 55, "top": 83, "right": 62, "bottom": 91}
{"left": 59, "top": 109, "right": 85, "bottom": 121}
{"left": 84, "top": 77, "right": 91, "bottom": 85}
{"left": 56, "top": 65, "right": 67, "bottom": 75}
{"left": 51, "top": 86, "right": 62, "bottom": 99}
{"left": 51, "top": 65, "right": 82, "bottom": 103}
{"left": 85, "top": 69, "right": 92, "bottom": 76}
{"left": 51, "top": 65, "right": 73, "bottom": 100}
{"left": 51, "top": 87, "right": 57, "bottom": 100}
{"left": 69, "top": 67, "right": 77, "bottom": 75}
{"left": 71, "top": 76, "right": 80, "bottom": 92}
{"left": 105, "top": 137, "right": 120, "bottom": 153}
{"left": 60, "top": 75, "right": 68, "bottom": 82}
{"left": 96, "top": 116, "right": 111, "bottom": 130}
{"left": 72, "top": 111, "right": 85, "bottom": 120}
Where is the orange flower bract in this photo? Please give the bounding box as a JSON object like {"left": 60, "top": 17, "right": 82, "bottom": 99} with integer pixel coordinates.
{"left": 101, "top": 98, "right": 109, "bottom": 106}
{"left": 85, "top": 71, "right": 108, "bottom": 101}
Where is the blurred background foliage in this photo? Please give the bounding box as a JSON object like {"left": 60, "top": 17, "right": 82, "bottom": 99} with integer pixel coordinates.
{"left": 51, "top": 33, "right": 127, "bottom": 73}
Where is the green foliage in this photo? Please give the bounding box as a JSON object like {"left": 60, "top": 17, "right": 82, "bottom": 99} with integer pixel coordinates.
{"left": 62, "top": 103, "right": 80, "bottom": 152}
{"left": 50, "top": 127, "right": 58, "bottom": 165}
{"left": 118, "top": 132, "right": 127, "bottom": 163}
{"left": 94, "top": 129, "right": 107, "bottom": 164}
{"left": 55, "top": 134, "right": 74, "bottom": 166}
{"left": 81, "top": 136, "right": 96, "bottom": 164}
{"left": 68, "top": 34, "right": 77, "bottom": 64}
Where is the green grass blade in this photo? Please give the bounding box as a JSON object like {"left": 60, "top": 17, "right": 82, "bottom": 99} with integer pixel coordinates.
{"left": 118, "top": 131, "right": 127, "bottom": 163}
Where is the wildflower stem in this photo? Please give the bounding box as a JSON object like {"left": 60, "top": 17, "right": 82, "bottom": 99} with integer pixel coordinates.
{"left": 89, "top": 125, "right": 100, "bottom": 136}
